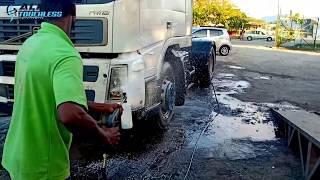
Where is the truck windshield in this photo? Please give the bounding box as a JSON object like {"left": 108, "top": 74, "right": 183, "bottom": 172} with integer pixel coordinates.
{"left": 0, "top": 0, "right": 115, "bottom": 6}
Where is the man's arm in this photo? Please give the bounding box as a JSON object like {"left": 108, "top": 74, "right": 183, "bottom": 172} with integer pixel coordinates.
{"left": 88, "top": 101, "right": 123, "bottom": 114}
{"left": 58, "top": 102, "right": 120, "bottom": 145}
{"left": 53, "top": 56, "right": 120, "bottom": 145}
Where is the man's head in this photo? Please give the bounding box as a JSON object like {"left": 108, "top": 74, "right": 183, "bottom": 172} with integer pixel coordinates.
{"left": 40, "top": 0, "right": 76, "bottom": 37}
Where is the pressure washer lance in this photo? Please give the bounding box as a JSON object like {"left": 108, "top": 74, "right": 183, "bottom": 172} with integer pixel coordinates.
{"left": 101, "top": 93, "right": 128, "bottom": 178}
{"left": 102, "top": 152, "right": 108, "bottom": 179}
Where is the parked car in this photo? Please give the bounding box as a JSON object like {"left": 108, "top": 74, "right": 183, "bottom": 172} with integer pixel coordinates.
{"left": 243, "top": 30, "right": 274, "bottom": 41}
{"left": 192, "top": 27, "right": 232, "bottom": 56}
{"left": 183, "top": 38, "right": 217, "bottom": 88}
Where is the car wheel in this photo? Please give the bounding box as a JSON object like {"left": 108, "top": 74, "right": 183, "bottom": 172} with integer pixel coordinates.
{"left": 219, "top": 45, "right": 230, "bottom": 56}
{"left": 267, "top": 37, "right": 272, "bottom": 41}
{"left": 196, "top": 48, "right": 216, "bottom": 88}
{"left": 247, "top": 36, "right": 253, "bottom": 41}
{"left": 154, "top": 62, "right": 176, "bottom": 130}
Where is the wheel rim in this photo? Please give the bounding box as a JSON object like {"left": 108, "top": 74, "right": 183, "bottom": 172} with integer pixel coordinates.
{"left": 160, "top": 78, "right": 176, "bottom": 120}
{"left": 221, "top": 47, "right": 229, "bottom": 55}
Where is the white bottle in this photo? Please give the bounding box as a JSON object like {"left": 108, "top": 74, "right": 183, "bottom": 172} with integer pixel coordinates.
{"left": 121, "top": 103, "right": 133, "bottom": 129}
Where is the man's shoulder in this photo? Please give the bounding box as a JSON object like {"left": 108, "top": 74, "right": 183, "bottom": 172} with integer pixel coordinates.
{"left": 27, "top": 32, "right": 79, "bottom": 57}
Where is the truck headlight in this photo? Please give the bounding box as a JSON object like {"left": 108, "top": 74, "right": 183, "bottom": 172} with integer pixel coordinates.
{"left": 108, "top": 66, "right": 128, "bottom": 100}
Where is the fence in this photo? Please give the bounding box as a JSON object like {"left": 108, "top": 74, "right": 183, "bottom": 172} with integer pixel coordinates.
{"left": 277, "top": 16, "right": 320, "bottom": 52}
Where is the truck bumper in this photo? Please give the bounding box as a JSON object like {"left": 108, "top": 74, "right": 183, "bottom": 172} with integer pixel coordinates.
{"left": 0, "top": 53, "right": 148, "bottom": 116}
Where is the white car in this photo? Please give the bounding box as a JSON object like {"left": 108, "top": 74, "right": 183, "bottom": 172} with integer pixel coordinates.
{"left": 243, "top": 30, "right": 274, "bottom": 41}
{"left": 192, "top": 27, "right": 232, "bottom": 56}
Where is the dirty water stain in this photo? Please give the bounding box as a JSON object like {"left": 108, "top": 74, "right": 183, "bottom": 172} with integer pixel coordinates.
{"left": 187, "top": 73, "right": 299, "bottom": 160}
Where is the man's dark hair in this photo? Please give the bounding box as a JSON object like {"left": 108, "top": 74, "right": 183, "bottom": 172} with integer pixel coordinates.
{"left": 40, "top": 0, "right": 76, "bottom": 21}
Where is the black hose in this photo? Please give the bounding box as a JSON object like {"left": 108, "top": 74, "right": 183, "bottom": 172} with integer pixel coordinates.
{"left": 183, "top": 82, "right": 221, "bottom": 180}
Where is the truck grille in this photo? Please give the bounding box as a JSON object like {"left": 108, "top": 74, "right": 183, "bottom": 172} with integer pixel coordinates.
{"left": 0, "top": 62, "right": 98, "bottom": 101}
{"left": 83, "top": 66, "right": 99, "bottom": 82}
{"left": 0, "top": 19, "right": 105, "bottom": 45}
{"left": 1, "top": 59, "right": 98, "bottom": 101}
{"left": 85, "top": 90, "right": 95, "bottom": 102}
{"left": 0, "top": 61, "right": 15, "bottom": 76}
{"left": 0, "top": 61, "right": 98, "bottom": 83}
{"left": 7, "top": 84, "right": 14, "bottom": 99}
{"left": 1, "top": 85, "right": 94, "bottom": 102}
{"left": 0, "top": 84, "right": 14, "bottom": 100}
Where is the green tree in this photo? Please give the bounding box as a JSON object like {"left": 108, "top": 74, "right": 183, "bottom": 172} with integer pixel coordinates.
{"left": 193, "top": 0, "right": 249, "bottom": 31}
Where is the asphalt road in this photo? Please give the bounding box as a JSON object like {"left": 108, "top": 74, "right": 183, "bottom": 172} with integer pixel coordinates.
{"left": 2, "top": 40, "right": 318, "bottom": 179}
{"left": 232, "top": 39, "right": 274, "bottom": 47}
{"left": 227, "top": 39, "right": 320, "bottom": 113}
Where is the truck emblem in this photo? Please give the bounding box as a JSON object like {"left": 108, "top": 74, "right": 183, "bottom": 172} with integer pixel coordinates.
{"left": 89, "top": 11, "right": 109, "bottom": 16}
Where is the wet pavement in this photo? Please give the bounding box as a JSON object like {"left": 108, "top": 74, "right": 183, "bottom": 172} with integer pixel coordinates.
{"left": 0, "top": 42, "right": 313, "bottom": 179}
{"left": 0, "top": 70, "right": 303, "bottom": 179}
{"left": 67, "top": 70, "right": 303, "bottom": 179}
{"left": 229, "top": 40, "right": 320, "bottom": 113}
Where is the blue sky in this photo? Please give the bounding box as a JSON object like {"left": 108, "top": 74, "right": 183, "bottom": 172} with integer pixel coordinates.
{"left": 230, "top": 0, "right": 320, "bottom": 18}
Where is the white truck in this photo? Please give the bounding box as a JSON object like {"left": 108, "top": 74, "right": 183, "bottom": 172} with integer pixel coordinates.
{"left": 0, "top": 0, "right": 192, "bottom": 129}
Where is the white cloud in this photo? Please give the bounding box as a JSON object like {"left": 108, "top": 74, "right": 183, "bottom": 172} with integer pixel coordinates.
{"left": 230, "top": 0, "right": 320, "bottom": 18}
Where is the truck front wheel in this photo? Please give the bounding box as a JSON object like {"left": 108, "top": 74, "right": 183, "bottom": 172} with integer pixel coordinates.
{"left": 155, "top": 62, "right": 176, "bottom": 130}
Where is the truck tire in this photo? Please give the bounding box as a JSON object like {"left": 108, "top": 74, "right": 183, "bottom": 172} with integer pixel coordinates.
{"left": 154, "top": 62, "right": 176, "bottom": 130}
{"left": 196, "top": 48, "right": 216, "bottom": 88}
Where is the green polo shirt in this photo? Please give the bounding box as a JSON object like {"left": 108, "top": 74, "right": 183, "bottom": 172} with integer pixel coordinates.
{"left": 2, "top": 22, "right": 87, "bottom": 180}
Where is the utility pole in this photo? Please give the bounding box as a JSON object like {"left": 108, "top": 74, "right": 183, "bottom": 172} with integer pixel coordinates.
{"left": 275, "top": 0, "right": 281, "bottom": 47}
{"left": 313, "top": 17, "right": 319, "bottom": 51}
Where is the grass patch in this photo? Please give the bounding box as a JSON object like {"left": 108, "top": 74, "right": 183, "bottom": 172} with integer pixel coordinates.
{"left": 285, "top": 44, "right": 320, "bottom": 52}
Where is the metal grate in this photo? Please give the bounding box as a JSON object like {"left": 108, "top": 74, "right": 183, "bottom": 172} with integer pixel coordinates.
{"left": 71, "top": 19, "right": 104, "bottom": 45}
{"left": 0, "top": 0, "right": 15, "bottom": 6}
{"left": 2, "top": 85, "right": 95, "bottom": 102}
{"left": 83, "top": 66, "right": 99, "bottom": 82}
{"left": 0, "top": 61, "right": 16, "bottom": 77}
{"left": 0, "top": 19, "right": 105, "bottom": 45}
{"left": 7, "top": 84, "right": 14, "bottom": 99}
{"left": 85, "top": 90, "right": 95, "bottom": 102}
{"left": 0, "top": 19, "right": 42, "bottom": 44}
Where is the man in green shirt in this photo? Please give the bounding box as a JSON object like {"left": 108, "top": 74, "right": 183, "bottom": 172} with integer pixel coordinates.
{"left": 1, "top": 0, "right": 121, "bottom": 179}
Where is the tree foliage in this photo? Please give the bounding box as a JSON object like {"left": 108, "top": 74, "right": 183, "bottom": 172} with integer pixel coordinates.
{"left": 193, "top": 0, "right": 249, "bottom": 30}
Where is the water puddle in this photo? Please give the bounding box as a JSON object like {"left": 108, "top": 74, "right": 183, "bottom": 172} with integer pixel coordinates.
{"left": 188, "top": 73, "right": 299, "bottom": 160}
{"left": 228, "top": 65, "right": 245, "bottom": 70}
{"left": 254, "top": 76, "right": 271, "bottom": 80}
{"left": 216, "top": 73, "right": 236, "bottom": 79}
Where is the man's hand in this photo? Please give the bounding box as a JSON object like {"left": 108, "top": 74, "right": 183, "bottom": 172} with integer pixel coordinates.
{"left": 98, "top": 127, "right": 121, "bottom": 145}
{"left": 58, "top": 102, "right": 121, "bottom": 145}
{"left": 88, "top": 102, "right": 123, "bottom": 114}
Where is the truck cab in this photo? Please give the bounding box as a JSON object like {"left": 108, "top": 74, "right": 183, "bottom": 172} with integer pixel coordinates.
{"left": 0, "top": 0, "right": 192, "bottom": 129}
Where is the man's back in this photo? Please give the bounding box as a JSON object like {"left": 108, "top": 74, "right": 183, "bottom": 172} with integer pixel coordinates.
{"left": 2, "top": 22, "right": 87, "bottom": 180}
